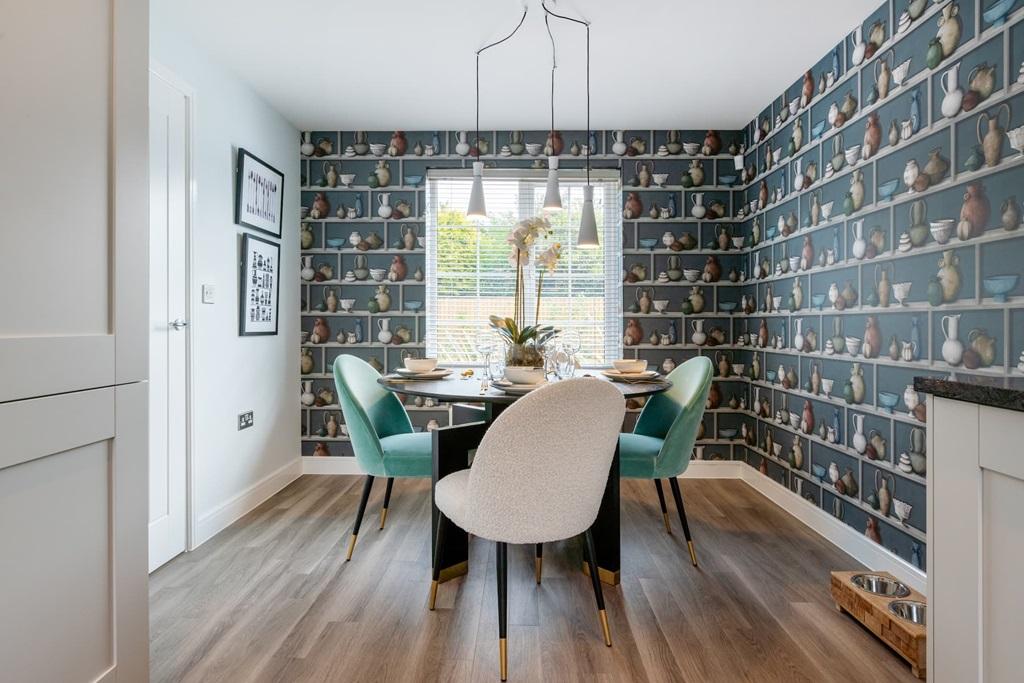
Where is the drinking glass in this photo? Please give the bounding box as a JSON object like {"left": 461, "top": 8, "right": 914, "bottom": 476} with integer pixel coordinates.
{"left": 559, "top": 329, "right": 582, "bottom": 373}
{"left": 555, "top": 348, "right": 575, "bottom": 379}
{"left": 488, "top": 352, "right": 505, "bottom": 381}
{"left": 475, "top": 331, "right": 495, "bottom": 379}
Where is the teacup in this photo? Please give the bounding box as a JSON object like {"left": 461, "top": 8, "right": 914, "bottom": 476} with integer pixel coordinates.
{"left": 892, "top": 282, "right": 912, "bottom": 306}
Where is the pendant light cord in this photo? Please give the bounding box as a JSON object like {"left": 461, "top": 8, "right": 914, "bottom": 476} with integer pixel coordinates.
{"left": 476, "top": 6, "right": 529, "bottom": 157}
{"left": 542, "top": 1, "right": 590, "bottom": 183}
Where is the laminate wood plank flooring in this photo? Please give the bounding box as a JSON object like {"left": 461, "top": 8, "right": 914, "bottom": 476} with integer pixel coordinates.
{"left": 150, "top": 475, "right": 920, "bottom": 682}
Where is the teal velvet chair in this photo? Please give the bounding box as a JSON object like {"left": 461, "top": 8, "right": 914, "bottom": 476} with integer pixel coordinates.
{"left": 619, "top": 356, "right": 713, "bottom": 567}
{"left": 333, "top": 355, "right": 432, "bottom": 560}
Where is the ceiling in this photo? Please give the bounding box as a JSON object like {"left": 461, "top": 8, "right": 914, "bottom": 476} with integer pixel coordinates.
{"left": 167, "top": 0, "right": 882, "bottom": 131}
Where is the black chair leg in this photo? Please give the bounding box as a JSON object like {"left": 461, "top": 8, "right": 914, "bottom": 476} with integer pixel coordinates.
{"left": 345, "top": 475, "right": 375, "bottom": 561}
{"left": 535, "top": 543, "right": 543, "bottom": 584}
{"left": 428, "top": 511, "right": 447, "bottom": 610}
{"left": 582, "top": 529, "right": 612, "bottom": 647}
{"left": 668, "top": 477, "right": 698, "bottom": 567}
{"left": 379, "top": 477, "right": 395, "bottom": 529}
{"left": 653, "top": 479, "right": 672, "bottom": 534}
{"left": 496, "top": 542, "right": 509, "bottom": 681}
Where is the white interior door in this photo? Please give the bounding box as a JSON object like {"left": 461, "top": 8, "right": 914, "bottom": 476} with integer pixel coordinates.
{"left": 148, "top": 71, "right": 190, "bottom": 572}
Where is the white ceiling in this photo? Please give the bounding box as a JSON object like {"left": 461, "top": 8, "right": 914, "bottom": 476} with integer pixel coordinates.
{"left": 169, "top": 0, "right": 882, "bottom": 131}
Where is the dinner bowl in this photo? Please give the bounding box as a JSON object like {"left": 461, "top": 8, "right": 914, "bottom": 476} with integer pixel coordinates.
{"left": 878, "top": 391, "right": 900, "bottom": 413}
{"left": 613, "top": 359, "right": 648, "bottom": 373}
{"left": 404, "top": 174, "right": 424, "bottom": 187}
{"left": 504, "top": 366, "right": 545, "bottom": 385}
{"left": 638, "top": 237, "right": 659, "bottom": 250}
{"left": 403, "top": 300, "right": 423, "bottom": 312}
{"left": 404, "top": 357, "right": 438, "bottom": 374}
{"left": 339, "top": 173, "right": 357, "bottom": 186}
{"left": 930, "top": 219, "right": 954, "bottom": 244}
{"left": 878, "top": 179, "right": 899, "bottom": 200}
{"left": 983, "top": 274, "right": 1019, "bottom": 302}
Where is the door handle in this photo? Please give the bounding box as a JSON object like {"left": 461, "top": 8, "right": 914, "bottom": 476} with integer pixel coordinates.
{"left": 170, "top": 318, "right": 189, "bottom": 330}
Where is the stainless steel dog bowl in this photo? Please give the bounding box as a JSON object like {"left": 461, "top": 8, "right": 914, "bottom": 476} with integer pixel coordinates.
{"left": 851, "top": 573, "right": 911, "bottom": 598}
{"left": 889, "top": 600, "right": 927, "bottom": 625}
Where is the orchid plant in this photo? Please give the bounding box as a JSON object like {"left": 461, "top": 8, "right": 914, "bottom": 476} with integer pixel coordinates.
{"left": 488, "top": 216, "right": 562, "bottom": 366}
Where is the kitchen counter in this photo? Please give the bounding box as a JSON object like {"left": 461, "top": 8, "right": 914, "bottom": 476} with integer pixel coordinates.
{"left": 914, "top": 377, "right": 1024, "bottom": 413}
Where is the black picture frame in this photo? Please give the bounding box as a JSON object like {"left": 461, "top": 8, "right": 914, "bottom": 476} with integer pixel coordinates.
{"left": 234, "top": 147, "right": 284, "bottom": 238}
{"left": 239, "top": 233, "right": 281, "bottom": 336}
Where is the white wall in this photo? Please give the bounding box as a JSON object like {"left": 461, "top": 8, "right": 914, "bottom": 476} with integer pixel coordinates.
{"left": 151, "top": 2, "right": 300, "bottom": 544}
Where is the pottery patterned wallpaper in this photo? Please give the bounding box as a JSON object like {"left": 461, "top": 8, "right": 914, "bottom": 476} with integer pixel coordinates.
{"left": 733, "top": 0, "right": 1024, "bottom": 571}
{"left": 298, "top": 0, "right": 1024, "bottom": 573}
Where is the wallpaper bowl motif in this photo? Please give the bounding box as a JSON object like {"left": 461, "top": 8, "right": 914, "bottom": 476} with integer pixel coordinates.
{"left": 878, "top": 179, "right": 899, "bottom": 200}
{"left": 983, "top": 275, "right": 1018, "bottom": 302}
{"left": 878, "top": 391, "right": 900, "bottom": 413}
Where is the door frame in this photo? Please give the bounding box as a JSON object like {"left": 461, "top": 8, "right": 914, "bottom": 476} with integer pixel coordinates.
{"left": 149, "top": 62, "right": 200, "bottom": 555}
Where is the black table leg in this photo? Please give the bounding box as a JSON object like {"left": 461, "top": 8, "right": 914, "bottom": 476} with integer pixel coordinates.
{"left": 431, "top": 421, "right": 488, "bottom": 583}
{"left": 585, "top": 441, "right": 620, "bottom": 586}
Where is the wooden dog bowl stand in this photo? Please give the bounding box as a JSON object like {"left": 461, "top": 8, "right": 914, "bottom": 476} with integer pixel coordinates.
{"left": 830, "top": 570, "right": 926, "bottom": 679}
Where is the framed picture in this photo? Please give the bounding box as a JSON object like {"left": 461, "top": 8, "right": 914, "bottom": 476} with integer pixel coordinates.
{"left": 234, "top": 147, "right": 284, "bottom": 237}
{"left": 239, "top": 233, "right": 280, "bottom": 336}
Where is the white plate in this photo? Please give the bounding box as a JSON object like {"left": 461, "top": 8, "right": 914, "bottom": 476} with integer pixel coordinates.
{"left": 601, "top": 369, "right": 659, "bottom": 379}
{"left": 392, "top": 368, "right": 453, "bottom": 379}
{"left": 493, "top": 378, "right": 547, "bottom": 394}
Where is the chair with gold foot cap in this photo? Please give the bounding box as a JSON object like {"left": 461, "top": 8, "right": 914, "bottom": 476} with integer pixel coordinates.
{"left": 428, "top": 378, "right": 624, "bottom": 681}
{"left": 332, "top": 355, "right": 432, "bottom": 560}
{"left": 619, "top": 356, "right": 712, "bottom": 567}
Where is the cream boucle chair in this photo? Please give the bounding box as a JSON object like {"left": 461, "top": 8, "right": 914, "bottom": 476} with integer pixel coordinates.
{"left": 431, "top": 377, "right": 625, "bottom": 681}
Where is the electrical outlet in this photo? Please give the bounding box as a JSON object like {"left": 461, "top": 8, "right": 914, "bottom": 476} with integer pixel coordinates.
{"left": 238, "top": 411, "right": 253, "bottom": 430}
{"left": 202, "top": 284, "right": 216, "bottom": 304}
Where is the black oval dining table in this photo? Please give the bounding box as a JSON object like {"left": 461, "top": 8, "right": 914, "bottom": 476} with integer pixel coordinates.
{"left": 378, "top": 372, "right": 672, "bottom": 587}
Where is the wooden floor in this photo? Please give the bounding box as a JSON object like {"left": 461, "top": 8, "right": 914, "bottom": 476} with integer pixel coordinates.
{"left": 150, "top": 475, "right": 919, "bottom": 682}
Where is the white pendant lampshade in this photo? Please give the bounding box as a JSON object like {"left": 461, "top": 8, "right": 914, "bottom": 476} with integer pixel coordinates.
{"left": 542, "top": 156, "right": 562, "bottom": 211}
{"left": 466, "top": 161, "right": 486, "bottom": 218}
{"left": 576, "top": 184, "right": 599, "bottom": 248}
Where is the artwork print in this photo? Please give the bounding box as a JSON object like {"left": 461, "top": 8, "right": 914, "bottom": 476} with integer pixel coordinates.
{"left": 239, "top": 233, "right": 280, "bottom": 335}
{"left": 235, "top": 148, "right": 284, "bottom": 237}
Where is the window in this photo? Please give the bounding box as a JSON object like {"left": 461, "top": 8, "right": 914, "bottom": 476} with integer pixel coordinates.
{"left": 425, "top": 170, "right": 621, "bottom": 366}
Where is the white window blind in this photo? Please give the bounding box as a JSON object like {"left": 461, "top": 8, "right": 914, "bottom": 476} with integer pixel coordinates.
{"left": 425, "top": 170, "right": 621, "bottom": 366}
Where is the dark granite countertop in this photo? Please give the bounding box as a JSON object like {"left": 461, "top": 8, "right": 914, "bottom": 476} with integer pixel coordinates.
{"left": 915, "top": 377, "right": 1024, "bottom": 413}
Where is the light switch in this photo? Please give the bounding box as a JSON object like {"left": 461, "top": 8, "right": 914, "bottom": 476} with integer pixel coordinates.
{"left": 202, "top": 284, "right": 216, "bottom": 304}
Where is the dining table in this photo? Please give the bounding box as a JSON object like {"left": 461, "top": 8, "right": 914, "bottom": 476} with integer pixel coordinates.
{"left": 377, "top": 371, "right": 671, "bottom": 587}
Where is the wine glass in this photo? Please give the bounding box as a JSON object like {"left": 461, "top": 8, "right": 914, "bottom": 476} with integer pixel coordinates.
{"left": 475, "top": 331, "right": 495, "bottom": 379}
{"left": 559, "top": 329, "right": 582, "bottom": 373}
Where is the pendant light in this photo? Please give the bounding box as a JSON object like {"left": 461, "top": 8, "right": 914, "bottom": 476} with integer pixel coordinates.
{"left": 466, "top": 8, "right": 529, "bottom": 219}
{"left": 543, "top": 2, "right": 598, "bottom": 247}
{"left": 541, "top": 10, "right": 562, "bottom": 212}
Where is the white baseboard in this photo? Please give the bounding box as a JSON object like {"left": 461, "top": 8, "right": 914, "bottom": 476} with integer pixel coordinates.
{"left": 302, "top": 455, "right": 364, "bottom": 475}
{"left": 194, "top": 458, "right": 302, "bottom": 547}
{"left": 736, "top": 465, "right": 927, "bottom": 594}
{"left": 680, "top": 459, "right": 746, "bottom": 478}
